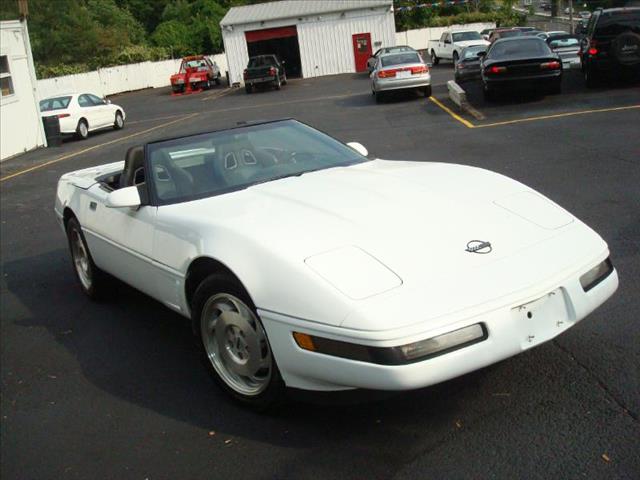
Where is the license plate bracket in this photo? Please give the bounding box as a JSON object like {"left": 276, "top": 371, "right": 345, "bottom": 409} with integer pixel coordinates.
{"left": 512, "top": 288, "right": 570, "bottom": 349}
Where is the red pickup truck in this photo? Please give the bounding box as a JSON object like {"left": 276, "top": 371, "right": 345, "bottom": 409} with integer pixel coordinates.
{"left": 170, "top": 55, "right": 221, "bottom": 94}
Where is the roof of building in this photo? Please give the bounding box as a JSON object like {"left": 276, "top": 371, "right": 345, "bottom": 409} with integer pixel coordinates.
{"left": 220, "top": 0, "right": 391, "bottom": 26}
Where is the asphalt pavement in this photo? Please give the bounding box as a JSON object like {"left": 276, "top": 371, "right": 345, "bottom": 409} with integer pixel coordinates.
{"left": 1, "top": 67, "right": 639, "bottom": 480}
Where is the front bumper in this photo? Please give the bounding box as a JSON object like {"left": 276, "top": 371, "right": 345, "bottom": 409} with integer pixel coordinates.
{"left": 260, "top": 256, "right": 618, "bottom": 391}
{"left": 373, "top": 73, "right": 431, "bottom": 92}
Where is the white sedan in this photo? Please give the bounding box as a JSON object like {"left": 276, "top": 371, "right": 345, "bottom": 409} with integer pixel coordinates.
{"left": 40, "top": 93, "right": 126, "bottom": 139}
{"left": 54, "top": 119, "right": 618, "bottom": 409}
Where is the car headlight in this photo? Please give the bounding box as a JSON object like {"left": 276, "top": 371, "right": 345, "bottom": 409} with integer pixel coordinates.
{"left": 580, "top": 258, "right": 613, "bottom": 292}
{"left": 292, "top": 323, "right": 487, "bottom": 365}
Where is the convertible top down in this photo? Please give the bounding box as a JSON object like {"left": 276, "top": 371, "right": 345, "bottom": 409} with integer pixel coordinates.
{"left": 55, "top": 119, "right": 618, "bottom": 408}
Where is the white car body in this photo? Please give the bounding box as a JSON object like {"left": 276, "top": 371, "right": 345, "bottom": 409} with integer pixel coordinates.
{"left": 429, "top": 30, "right": 490, "bottom": 62}
{"left": 40, "top": 93, "right": 126, "bottom": 136}
{"left": 54, "top": 125, "right": 618, "bottom": 395}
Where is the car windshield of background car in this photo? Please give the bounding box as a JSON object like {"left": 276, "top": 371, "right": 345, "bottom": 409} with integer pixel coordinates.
{"left": 489, "top": 40, "right": 550, "bottom": 58}
{"left": 146, "top": 120, "right": 368, "bottom": 204}
{"left": 381, "top": 53, "right": 421, "bottom": 67}
{"left": 39, "top": 96, "right": 72, "bottom": 111}
{"left": 549, "top": 37, "right": 580, "bottom": 48}
{"left": 462, "top": 46, "right": 486, "bottom": 59}
{"left": 452, "top": 32, "right": 482, "bottom": 42}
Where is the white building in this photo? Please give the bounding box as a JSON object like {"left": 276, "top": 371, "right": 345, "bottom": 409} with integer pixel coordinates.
{"left": 220, "top": 0, "right": 395, "bottom": 85}
{"left": 1, "top": 19, "right": 45, "bottom": 161}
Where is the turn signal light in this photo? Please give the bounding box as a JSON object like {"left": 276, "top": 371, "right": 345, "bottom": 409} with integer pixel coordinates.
{"left": 540, "top": 61, "right": 561, "bottom": 70}
{"left": 588, "top": 47, "right": 598, "bottom": 55}
{"left": 488, "top": 66, "right": 507, "bottom": 74}
{"left": 293, "top": 332, "right": 316, "bottom": 351}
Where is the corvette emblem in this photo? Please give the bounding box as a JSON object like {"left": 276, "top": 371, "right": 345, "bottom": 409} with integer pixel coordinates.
{"left": 465, "top": 240, "right": 492, "bottom": 254}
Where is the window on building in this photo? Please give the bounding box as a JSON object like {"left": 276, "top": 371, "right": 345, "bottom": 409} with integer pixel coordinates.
{"left": 0, "top": 55, "right": 15, "bottom": 97}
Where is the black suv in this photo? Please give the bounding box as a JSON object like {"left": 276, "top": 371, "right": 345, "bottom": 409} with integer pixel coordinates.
{"left": 580, "top": 7, "right": 640, "bottom": 87}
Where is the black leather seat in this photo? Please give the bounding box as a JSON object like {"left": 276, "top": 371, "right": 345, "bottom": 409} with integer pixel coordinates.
{"left": 120, "top": 145, "right": 145, "bottom": 188}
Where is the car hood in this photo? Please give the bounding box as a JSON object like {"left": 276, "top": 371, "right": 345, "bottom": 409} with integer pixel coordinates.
{"left": 170, "top": 160, "right": 606, "bottom": 330}
{"left": 456, "top": 39, "right": 490, "bottom": 48}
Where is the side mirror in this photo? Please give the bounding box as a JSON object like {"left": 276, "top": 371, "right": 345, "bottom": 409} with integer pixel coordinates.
{"left": 104, "top": 98, "right": 111, "bottom": 104}
{"left": 477, "top": 51, "right": 486, "bottom": 58}
{"left": 106, "top": 186, "right": 141, "bottom": 209}
{"left": 347, "top": 142, "right": 368, "bottom": 157}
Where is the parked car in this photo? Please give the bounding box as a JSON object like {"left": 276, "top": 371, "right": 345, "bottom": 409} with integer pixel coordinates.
{"left": 488, "top": 28, "right": 524, "bottom": 43}
{"left": 481, "top": 28, "right": 495, "bottom": 41}
{"left": 547, "top": 34, "right": 582, "bottom": 69}
{"left": 454, "top": 45, "right": 487, "bottom": 83}
{"left": 54, "top": 118, "right": 618, "bottom": 408}
{"left": 243, "top": 55, "right": 287, "bottom": 93}
{"left": 514, "top": 27, "right": 537, "bottom": 32}
{"left": 480, "top": 37, "right": 562, "bottom": 100}
{"left": 536, "top": 30, "right": 570, "bottom": 40}
{"left": 429, "top": 30, "right": 489, "bottom": 65}
{"left": 371, "top": 50, "right": 431, "bottom": 101}
{"left": 580, "top": 7, "right": 640, "bottom": 87}
{"left": 39, "top": 93, "right": 125, "bottom": 140}
{"left": 367, "top": 45, "right": 415, "bottom": 73}
{"left": 170, "top": 55, "right": 221, "bottom": 94}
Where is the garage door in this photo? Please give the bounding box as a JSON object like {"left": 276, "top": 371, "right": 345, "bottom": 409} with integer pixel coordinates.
{"left": 245, "top": 26, "right": 302, "bottom": 78}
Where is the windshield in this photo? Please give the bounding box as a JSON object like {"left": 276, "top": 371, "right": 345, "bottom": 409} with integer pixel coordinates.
{"left": 146, "top": 120, "right": 368, "bottom": 204}
{"left": 461, "top": 46, "right": 486, "bottom": 59}
{"left": 381, "top": 52, "right": 421, "bottom": 67}
{"left": 248, "top": 56, "right": 276, "bottom": 68}
{"left": 180, "top": 59, "right": 207, "bottom": 72}
{"left": 499, "top": 30, "right": 523, "bottom": 38}
{"left": 489, "top": 39, "right": 551, "bottom": 58}
{"left": 40, "top": 96, "right": 72, "bottom": 111}
{"left": 452, "top": 32, "right": 482, "bottom": 42}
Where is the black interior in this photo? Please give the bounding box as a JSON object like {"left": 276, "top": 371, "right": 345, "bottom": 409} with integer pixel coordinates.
{"left": 120, "top": 146, "right": 145, "bottom": 188}
{"left": 247, "top": 36, "right": 302, "bottom": 78}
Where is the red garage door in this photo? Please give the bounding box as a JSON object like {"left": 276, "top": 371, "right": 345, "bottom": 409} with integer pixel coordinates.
{"left": 245, "top": 26, "right": 297, "bottom": 43}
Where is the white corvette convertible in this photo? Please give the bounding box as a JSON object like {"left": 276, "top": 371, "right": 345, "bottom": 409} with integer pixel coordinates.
{"left": 55, "top": 119, "right": 618, "bottom": 408}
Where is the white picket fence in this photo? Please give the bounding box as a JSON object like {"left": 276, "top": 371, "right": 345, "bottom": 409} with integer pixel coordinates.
{"left": 37, "top": 53, "right": 228, "bottom": 99}
{"left": 395, "top": 22, "right": 496, "bottom": 51}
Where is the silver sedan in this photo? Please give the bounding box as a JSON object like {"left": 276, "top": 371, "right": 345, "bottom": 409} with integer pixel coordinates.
{"left": 371, "top": 51, "right": 431, "bottom": 102}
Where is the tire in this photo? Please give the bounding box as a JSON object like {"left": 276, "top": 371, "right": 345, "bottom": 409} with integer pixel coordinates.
{"left": 422, "top": 85, "right": 432, "bottom": 97}
{"left": 113, "top": 111, "right": 124, "bottom": 130}
{"left": 245, "top": 84, "right": 252, "bottom": 94}
{"left": 76, "top": 119, "right": 89, "bottom": 140}
{"left": 452, "top": 51, "right": 459, "bottom": 66}
{"left": 483, "top": 83, "right": 495, "bottom": 101}
{"left": 191, "top": 273, "right": 285, "bottom": 410}
{"left": 584, "top": 65, "right": 600, "bottom": 88}
{"left": 375, "top": 91, "right": 385, "bottom": 103}
{"left": 172, "top": 85, "right": 184, "bottom": 94}
{"left": 66, "top": 216, "right": 107, "bottom": 300}
{"left": 214, "top": 75, "right": 221, "bottom": 86}
{"left": 611, "top": 31, "right": 640, "bottom": 66}
{"left": 548, "top": 78, "right": 562, "bottom": 95}
{"left": 431, "top": 50, "right": 439, "bottom": 66}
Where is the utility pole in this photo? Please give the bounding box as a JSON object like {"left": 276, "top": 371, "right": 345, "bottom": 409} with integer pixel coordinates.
{"left": 569, "top": 1, "right": 574, "bottom": 34}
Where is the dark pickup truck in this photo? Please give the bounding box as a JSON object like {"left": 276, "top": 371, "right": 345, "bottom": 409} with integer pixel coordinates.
{"left": 243, "top": 55, "right": 287, "bottom": 93}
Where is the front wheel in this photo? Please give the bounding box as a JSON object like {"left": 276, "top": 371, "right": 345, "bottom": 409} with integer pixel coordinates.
{"left": 422, "top": 85, "right": 432, "bottom": 97}
{"left": 66, "top": 216, "right": 107, "bottom": 299}
{"left": 113, "top": 111, "right": 124, "bottom": 130}
{"left": 452, "top": 51, "right": 459, "bottom": 65}
{"left": 192, "top": 274, "right": 285, "bottom": 410}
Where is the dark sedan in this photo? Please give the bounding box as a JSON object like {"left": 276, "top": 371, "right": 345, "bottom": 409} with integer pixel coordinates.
{"left": 454, "top": 45, "right": 487, "bottom": 83}
{"left": 480, "top": 37, "right": 562, "bottom": 100}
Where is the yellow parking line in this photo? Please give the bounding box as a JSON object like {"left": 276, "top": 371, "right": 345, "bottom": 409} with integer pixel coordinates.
{"left": 428, "top": 96, "right": 475, "bottom": 128}
{"left": 201, "top": 87, "right": 236, "bottom": 101}
{"left": 0, "top": 113, "right": 199, "bottom": 183}
{"left": 474, "top": 104, "right": 640, "bottom": 128}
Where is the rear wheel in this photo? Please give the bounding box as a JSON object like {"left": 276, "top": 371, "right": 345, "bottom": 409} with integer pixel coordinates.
{"left": 66, "top": 216, "right": 107, "bottom": 300}
{"left": 430, "top": 50, "right": 439, "bottom": 66}
{"left": 375, "top": 91, "right": 385, "bottom": 103}
{"left": 584, "top": 65, "right": 600, "bottom": 88}
{"left": 548, "top": 78, "right": 562, "bottom": 95}
{"left": 422, "top": 85, "right": 432, "bottom": 97}
{"left": 75, "top": 119, "right": 88, "bottom": 139}
{"left": 192, "top": 274, "right": 285, "bottom": 410}
{"left": 452, "top": 51, "right": 459, "bottom": 65}
{"left": 483, "top": 83, "right": 495, "bottom": 101}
